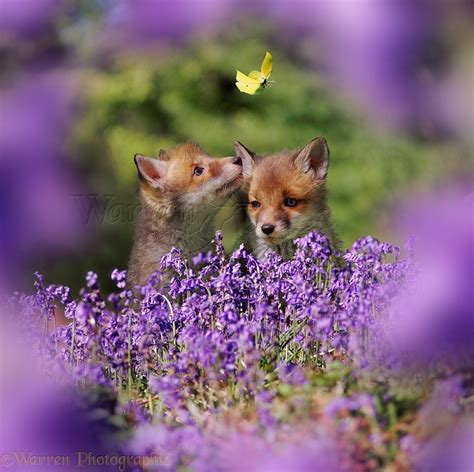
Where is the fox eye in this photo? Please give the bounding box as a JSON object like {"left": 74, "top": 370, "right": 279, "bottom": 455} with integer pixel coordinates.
{"left": 193, "top": 166, "right": 204, "bottom": 176}
{"left": 284, "top": 197, "right": 297, "bottom": 207}
{"left": 250, "top": 200, "right": 261, "bottom": 209}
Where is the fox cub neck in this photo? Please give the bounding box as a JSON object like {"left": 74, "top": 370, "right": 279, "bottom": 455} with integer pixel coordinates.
{"left": 235, "top": 137, "right": 341, "bottom": 259}
{"left": 128, "top": 143, "right": 245, "bottom": 286}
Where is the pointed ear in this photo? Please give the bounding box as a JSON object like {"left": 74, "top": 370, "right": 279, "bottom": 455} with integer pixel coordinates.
{"left": 134, "top": 154, "right": 168, "bottom": 188}
{"left": 294, "top": 137, "right": 329, "bottom": 180}
{"left": 234, "top": 141, "right": 256, "bottom": 179}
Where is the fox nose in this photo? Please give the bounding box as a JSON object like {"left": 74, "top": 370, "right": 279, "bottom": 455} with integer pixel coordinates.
{"left": 261, "top": 224, "right": 275, "bottom": 235}
{"left": 232, "top": 156, "right": 242, "bottom": 166}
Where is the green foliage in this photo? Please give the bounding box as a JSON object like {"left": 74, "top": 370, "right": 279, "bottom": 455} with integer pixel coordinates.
{"left": 58, "top": 27, "right": 460, "bottom": 291}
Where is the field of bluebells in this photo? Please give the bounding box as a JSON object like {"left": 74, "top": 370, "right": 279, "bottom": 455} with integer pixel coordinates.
{"left": 3, "top": 192, "right": 472, "bottom": 471}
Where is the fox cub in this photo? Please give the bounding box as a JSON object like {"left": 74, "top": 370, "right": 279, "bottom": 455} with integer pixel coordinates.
{"left": 235, "top": 137, "right": 341, "bottom": 259}
{"left": 128, "top": 142, "right": 245, "bottom": 286}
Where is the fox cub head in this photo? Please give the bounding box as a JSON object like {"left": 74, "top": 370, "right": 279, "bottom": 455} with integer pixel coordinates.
{"left": 134, "top": 143, "right": 245, "bottom": 217}
{"left": 235, "top": 137, "right": 333, "bottom": 246}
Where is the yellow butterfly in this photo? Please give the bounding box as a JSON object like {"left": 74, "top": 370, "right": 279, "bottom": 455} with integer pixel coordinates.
{"left": 236, "top": 51, "right": 273, "bottom": 95}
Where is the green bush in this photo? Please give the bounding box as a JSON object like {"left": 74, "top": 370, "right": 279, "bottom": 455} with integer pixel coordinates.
{"left": 53, "top": 27, "right": 462, "bottom": 291}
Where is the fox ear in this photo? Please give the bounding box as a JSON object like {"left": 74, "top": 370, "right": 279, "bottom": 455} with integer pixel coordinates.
{"left": 134, "top": 154, "right": 168, "bottom": 188}
{"left": 294, "top": 137, "right": 329, "bottom": 180}
{"left": 234, "top": 141, "right": 256, "bottom": 179}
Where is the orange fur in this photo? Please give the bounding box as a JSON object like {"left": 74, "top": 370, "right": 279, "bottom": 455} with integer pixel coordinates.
{"left": 129, "top": 142, "right": 245, "bottom": 286}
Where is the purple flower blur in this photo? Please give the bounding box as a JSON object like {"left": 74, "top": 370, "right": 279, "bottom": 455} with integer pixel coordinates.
{"left": 312, "top": 0, "right": 435, "bottom": 128}
{"left": 0, "top": 320, "right": 123, "bottom": 470}
{"left": 364, "top": 191, "right": 474, "bottom": 372}
{"left": 209, "top": 432, "right": 346, "bottom": 472}
{"left": 0, "top": 73, "right": 83, "bottom": 286}
{"left": 410, "top": 423, "right": 474, "bottom": 472}
{"left": 266, "top": 0, "right": 473, "bottom": 134}
{"left": 0, "top": 0, "right": 64, "bottom": 39}
{"left": 105, "top": 0, "right": 233, "bottom": 47}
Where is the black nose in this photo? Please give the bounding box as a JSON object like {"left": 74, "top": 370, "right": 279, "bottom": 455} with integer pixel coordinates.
{"left": 261, "top": 224, "right": 275, "bottom": 235}
{"left": 232, "top": 156, "right": 242, "bottom": 166}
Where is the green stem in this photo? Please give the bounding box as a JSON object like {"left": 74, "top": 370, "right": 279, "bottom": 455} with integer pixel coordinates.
{"left": 70, "top": 319, "right": 76, "bottom": 367}
{"left": 128, "top": 311, "right": 133, "bottom": 395}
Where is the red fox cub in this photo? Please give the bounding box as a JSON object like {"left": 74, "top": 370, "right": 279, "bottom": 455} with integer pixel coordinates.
{"left": 128, "top": 142, "right": 245, "bottom": 286}
{"left": 235, "top": 137, "right": 341, "bottom": 259}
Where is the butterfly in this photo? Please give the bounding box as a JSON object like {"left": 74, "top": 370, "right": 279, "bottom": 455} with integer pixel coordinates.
{"left": 235, "top": 51, "right": 273, "bottom": 95}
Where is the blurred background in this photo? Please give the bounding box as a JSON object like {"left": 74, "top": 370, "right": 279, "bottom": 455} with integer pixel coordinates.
{"left": 0, "top": 0, "right": 472, "bottom": 293}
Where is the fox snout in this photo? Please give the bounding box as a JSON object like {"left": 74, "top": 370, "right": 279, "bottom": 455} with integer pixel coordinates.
{"left": 253, "top": 208, "right": 292, "bottom": 240}
{"left": 220, "top": 155, "right": 244, "bottom": 175}
{"left": 256, "top": 221, "right": 291, "bottom": 239}
{"left": 220, "top": 155, "right": 247, "bottom": 182}
{"left": 216, "top": 155, "right": 244, "bottom": 184}
{"left": 232, "top": 156, "right": 242, "bottom": 166}
{"left": 261, "top": 224, "right": 275, "bottom": 235}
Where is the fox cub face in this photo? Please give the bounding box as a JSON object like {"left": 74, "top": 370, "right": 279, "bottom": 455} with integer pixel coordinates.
{"left": 135, "top": 143, "right": 245, "bottom": 215}
{"left": 235, "top": 137, "right": 331, "bottom": 246}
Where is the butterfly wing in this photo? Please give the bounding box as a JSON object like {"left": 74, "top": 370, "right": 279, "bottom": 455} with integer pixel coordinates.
{"left": 236, "top": 70, "right": 260, "bottom": 84}
{"left": 236, "top": 70, "right": 263, "bottom": 95}
{"left": 236, "top": 81, "right": 263, "bottom": 95}
{"left": 249, "top": 70, "right": 263, "bottom": 82}
{"left": 260, "top": 51, "right": 273, "bottom": 79}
